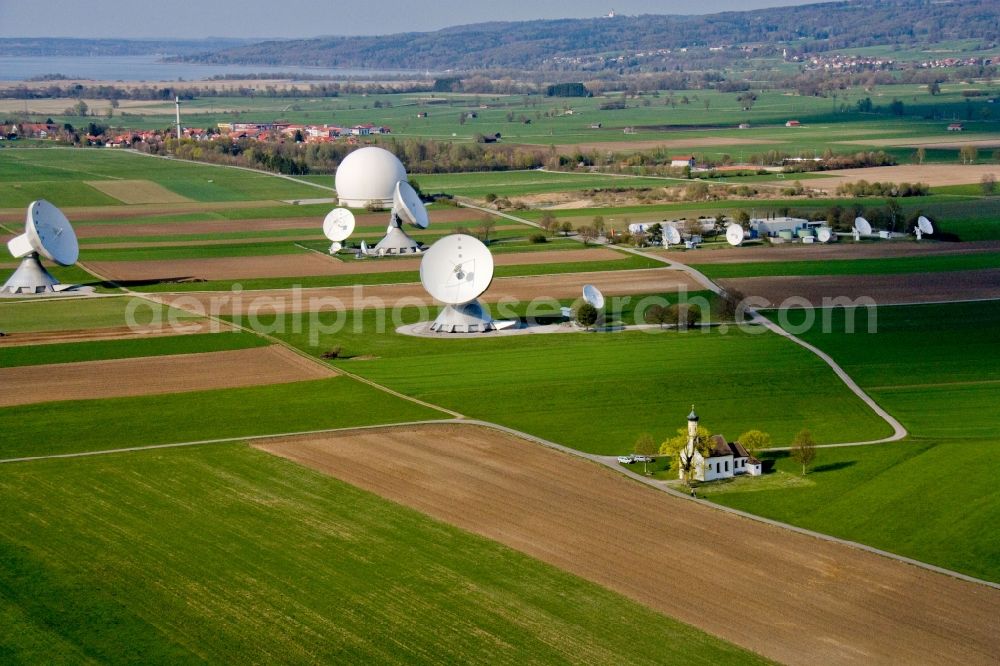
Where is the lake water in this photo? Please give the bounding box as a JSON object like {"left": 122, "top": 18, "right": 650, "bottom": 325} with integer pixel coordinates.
{"left": 0, "top": 55, "right": 429, "bottom": 82}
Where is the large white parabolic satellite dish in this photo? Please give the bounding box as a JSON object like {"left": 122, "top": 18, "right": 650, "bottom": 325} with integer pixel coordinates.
{"left": 323, "top": 208, "right": 356, "bottom": 242}
{"left": 582, "top": 284, "right": 605, "bottom": 309}
{"left": 395, "top": 181, "right": 429, "bottom": 230}
{"left": 917, "top": 216, "right": 934, "bottom": 235}
{"left": 366, "top": 180, "right": 428, "bottom": 256}
{"left": 664, "top": 225, "right": 682, "bottom": 246}
{"left": 421, "top": 234, "right": 496, "bottom": 332}
{"left": 3, "top": 200, "right": 80, "bottom": 295}
{"left": 725, "top": 225, "right": 745, "bottom": 247}
{"left": 817, "top": 227, "right": 833, "bottom": 243}
{"left": 854, "top": 216, "right": 873, "bottom": 236}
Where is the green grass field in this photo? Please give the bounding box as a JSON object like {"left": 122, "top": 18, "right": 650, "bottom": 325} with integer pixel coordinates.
{"left": 0, "top": 444, "right": 765, "bottom": 664}
{"left": 691, "top": 250, "right": 1000, "bottom": 279}
{"left": 699, "top": 301, "right": 1000, "bottom": 582}
{"left": 0, "top": 296, "right": 199, "bottom": 333}
{"left": 262, "top": 307, "right": 891, "bottom": 455}
{"left": 0, "top": 148, "right": 324, "bottom": 206}
{"left": 0, "top": 376, "right": 444, "bottom": 460}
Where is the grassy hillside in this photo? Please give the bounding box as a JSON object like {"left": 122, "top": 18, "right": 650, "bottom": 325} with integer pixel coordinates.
{"left": 0, "top": 445, "right": 766, "bottom": 664}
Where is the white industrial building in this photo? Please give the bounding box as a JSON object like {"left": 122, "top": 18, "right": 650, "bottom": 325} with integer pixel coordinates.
{"left": 334, "top": 146, "right": 407, "bottom": 208}
{"left": 751, "top": 216, "right": 820, "bottom": 237}
{"left": 682, "top": 409, "right": 762, "bottom": 482}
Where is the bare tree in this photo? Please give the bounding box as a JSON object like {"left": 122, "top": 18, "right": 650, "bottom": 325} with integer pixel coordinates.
{"left": 478, "top": 214, "right": 497, "bottom": 244}
{"left": 790, "top": 429, "right": 817, "bottom": 475}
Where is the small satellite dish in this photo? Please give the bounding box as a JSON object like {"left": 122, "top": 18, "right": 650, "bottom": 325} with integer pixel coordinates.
{"left": 394, "top": 181, "right": 429, "bottom": 229}
{"left": 323, "top": 208, "right": 355, "bottom": 242}
{"left": 3, "top": 200, "right": 80, "bottom": 295}
{"left": 665, "top": 226, "right": 682, "bottom": 245}
{"left": 725, "top": 225, "right": 745, "bottom": 247}
{"left": 328, "top": 241, "right": 342, "bottom": 254}
{"left": 582, "top": 284, "right": 605, "bottom": 309}
{"left": 360, "top": 240, "right": 369, "bottom": 255}
{"left": 854, "top": 216, "right": 872, "bottom": 236}
{"left": 421, "top": 234, "right": 494, "bottom": 305}
{"left": 917, "top": 216, "right": 934, "bottom": 235}
{"left": 817, "top": 227, "right": 832, "bottom": 243}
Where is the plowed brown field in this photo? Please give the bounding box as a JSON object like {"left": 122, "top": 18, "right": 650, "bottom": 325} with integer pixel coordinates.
{"left": 151, "top": 268, "right": 701, "bottom": 314}
{"left": 86, "top": 248, "right": 626, "bottom": 281}
{"left": 720, "top": 269, "right": 1000, "bottom": 306}
{"left": 659, "top": 240, "right": 1000, "bottom": 264}
{"left": 0, "top": 321, "right": 227, "bottom": 347}
{"left": 808, "top": 164, "right": 1000, "bottom": 190}
{"left": 257, "top": 423, "right": 1000, "bottom": 666}
{"left": 0, "top": 345, "right": 333, "bottom": 406}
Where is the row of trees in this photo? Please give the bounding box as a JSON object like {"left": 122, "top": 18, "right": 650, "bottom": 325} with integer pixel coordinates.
{"left": 835, "top": 180, "right": 930, "bottom": 198}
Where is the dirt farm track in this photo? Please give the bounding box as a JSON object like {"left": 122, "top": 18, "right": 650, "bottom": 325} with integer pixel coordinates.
{"left": 258, "top": 424, "right": 1000, "bottom": 666}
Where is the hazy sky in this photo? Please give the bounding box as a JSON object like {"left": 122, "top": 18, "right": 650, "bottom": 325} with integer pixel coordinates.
{"left": 1, "top": 0, "right": 823, "bottom": 39}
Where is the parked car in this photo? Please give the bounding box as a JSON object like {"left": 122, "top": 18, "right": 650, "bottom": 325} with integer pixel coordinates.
{"left": 633, "top": 455, "right": 655, "bottom": 463}
{"left": 617, "top": 455, "right": 636, "bottom": 464}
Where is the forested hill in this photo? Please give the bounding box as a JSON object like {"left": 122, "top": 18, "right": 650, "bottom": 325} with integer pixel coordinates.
{"left": 179, "top": 0, "right": 999, "bottom": 72}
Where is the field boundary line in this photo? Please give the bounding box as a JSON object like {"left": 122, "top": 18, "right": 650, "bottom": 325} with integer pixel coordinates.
{"left": 0, "top": 419, "right": 462, "bottom": 465}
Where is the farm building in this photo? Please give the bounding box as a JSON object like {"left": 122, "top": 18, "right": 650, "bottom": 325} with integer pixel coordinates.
{"left": 785, "top": 120, "right": 801, "bottom": 127}
{"left": 683, "top": 409, "right": 762, "bottom": 482}
{"left": 947, "top": 123, "right": 963, "bottom": 131}
{"left": 671, "top": 155, "right": 696, "bottom": 167}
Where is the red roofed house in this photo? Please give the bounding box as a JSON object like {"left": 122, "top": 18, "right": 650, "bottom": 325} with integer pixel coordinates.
{"left": 785, "top": 120, "right": 801, "bottom": 127}
{"left": 947, "top": 123, "right": 963, "bottom": 131}
{"left": 682, "top": 408, "right": 762, "bottom": 482}
{"left": 670, "top": 155, "right": 696, "bottom": 168}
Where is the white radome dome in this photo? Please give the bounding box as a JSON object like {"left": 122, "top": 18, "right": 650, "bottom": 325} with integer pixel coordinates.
{"left": 335, "top": 147, "right": 407, "bottom": 208}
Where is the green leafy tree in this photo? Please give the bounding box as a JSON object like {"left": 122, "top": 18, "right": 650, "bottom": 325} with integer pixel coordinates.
{"left": 559, "top": 221, "right": 574, "bottom": 236}
{"left": 575, "top": 303, "right": 599, "bottom": 330}
{"left": 738, "top": 430, "right": 771, "bottom": 457}
{"left": 644, "top": 303, "right": 678, "bottom": 328}
{"left": 790, "top": 429, "right": 817, "bottom": 475}
{"left": 659, "top": 424, "right": 712, "bottom": 485}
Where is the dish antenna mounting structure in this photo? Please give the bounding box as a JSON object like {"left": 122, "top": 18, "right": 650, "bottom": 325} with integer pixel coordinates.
{"left": 816, "top": 227, "right": 833, "bottom": 243}
{"left": 368, "top": 181, "right": 428, "bottom": 256}
{"left": 420, "top": 234, "right": 496, "bottom": 333}
{"left": 725, "top": 224, "right": 745, "bottom": 247}
{"left": 582, "top": 284, "right": 605, "bottom": 310}
{"left": 322, "top": 208, "right": 355, "bottom": 254}
{"left": 915, "top": 215, "right": 934, "bottom": 240}
{"left": 2, "top": 200, "right": 79, "bottom": 295}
